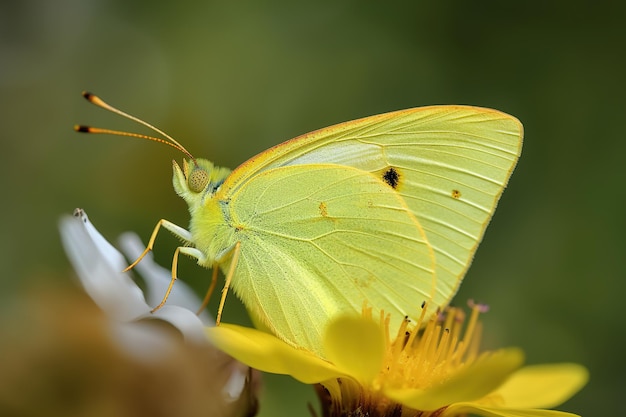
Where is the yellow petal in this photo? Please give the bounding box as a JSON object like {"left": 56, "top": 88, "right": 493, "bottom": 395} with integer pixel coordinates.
{"left": 206, "top": 324, "right": 345, "bottom": 383}
{"left": 323, "top": 315, "right": 385, "bottom": 384}
{"left": 488, "top": 363, "right": 589, "bottom": 409}
{"left": 385, "top": 348, "right": 524, "bottom": 411}
{"left": 444, "top": 403, "right": 582, "bottom": 417}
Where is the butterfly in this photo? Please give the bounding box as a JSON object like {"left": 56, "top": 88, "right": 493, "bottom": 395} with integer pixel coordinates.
{"left": 77, "top": 92, "right": 523, "bottom": 357}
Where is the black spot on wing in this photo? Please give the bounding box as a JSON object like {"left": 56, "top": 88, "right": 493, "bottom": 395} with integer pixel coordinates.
{"left": 382, "top": 167, "right": 400, "bottom": 189}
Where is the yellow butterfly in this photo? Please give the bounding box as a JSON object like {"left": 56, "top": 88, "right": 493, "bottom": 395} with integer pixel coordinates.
{"left": 77, "top": 93, "right": 523, "bottom": 356}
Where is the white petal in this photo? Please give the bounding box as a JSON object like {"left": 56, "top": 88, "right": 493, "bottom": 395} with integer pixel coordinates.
{"left": 149, "top": 305, "right": 208, "bottom": 345}
{"left": 60, "top": 209, "right": 210, "bottom": 345}
{"left": 223, "top": 365, "right": 248, "bottom": 401}
{"left": 109, "top": 320, "right": 178, "bottom": 362}
{"left": 59, "top": 209, "right": 150, "bottom": 321}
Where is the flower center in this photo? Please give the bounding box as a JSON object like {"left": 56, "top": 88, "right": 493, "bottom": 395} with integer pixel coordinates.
{"left": 379, "top": 301, "right": 486, "bottom": 392}
{"left": 318, "top": 302, "right": 488, "bottom": 417}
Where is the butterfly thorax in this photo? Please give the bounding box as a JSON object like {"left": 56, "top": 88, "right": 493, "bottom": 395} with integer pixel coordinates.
{"left": 172, "top": 158, "right": 235, "bottom": 266}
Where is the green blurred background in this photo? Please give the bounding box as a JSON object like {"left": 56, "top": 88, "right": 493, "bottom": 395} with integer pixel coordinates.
{"left": 2, "top": 1, "right": 623, "bottom": 415}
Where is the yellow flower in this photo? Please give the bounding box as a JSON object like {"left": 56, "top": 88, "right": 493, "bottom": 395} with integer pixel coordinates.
{"left": 207, "top": 303, "right": 587, "bottom": 417}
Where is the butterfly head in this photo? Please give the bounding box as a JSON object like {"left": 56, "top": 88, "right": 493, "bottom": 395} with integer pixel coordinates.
{"left": 173, "top": 158, "right": 231, "bottom": 207}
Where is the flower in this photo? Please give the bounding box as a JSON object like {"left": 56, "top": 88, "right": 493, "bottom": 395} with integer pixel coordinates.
{"left": 207, "top": 303, "right": 588, "bottom": 417}
{"left": 59, "top": 208, "right": 210, "bottom": 343}
{"left": 54, "top": 208, "right": 259, "bottom": 417}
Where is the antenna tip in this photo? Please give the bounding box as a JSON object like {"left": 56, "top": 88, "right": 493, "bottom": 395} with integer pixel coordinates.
{"left": 74, "top": 125, "right": 91, "bottom": 133}
{"left": 82, "top": 91, "right": 95, "bottom": 101}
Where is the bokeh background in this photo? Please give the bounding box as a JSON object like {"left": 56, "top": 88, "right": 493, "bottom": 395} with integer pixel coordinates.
{"left": 2, "top": 1, "right": 623, "bottom": 415}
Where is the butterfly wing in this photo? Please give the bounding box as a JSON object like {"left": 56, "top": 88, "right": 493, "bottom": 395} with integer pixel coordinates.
{"left": 222, "top": 163, "right": 435, "bottom": 355}
{"left": 223, "top": 106, "right": 523, "bottom": 317}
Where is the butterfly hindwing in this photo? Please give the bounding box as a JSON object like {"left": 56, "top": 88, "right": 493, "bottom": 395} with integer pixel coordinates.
{"left": 222, "top": 163, "right": 435, "bottom": 353}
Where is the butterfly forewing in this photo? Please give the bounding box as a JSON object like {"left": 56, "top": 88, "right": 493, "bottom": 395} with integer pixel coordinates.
{"left": 222, "top": 106, "right": 522, "bottom": 318}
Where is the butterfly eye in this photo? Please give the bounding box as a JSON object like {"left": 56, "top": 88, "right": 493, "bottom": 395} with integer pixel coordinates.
{"left": 188, "top": 168, "right": 209, "bottom": 193}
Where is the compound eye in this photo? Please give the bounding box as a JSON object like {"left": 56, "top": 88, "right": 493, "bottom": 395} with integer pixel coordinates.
{"left": 188, "top": 168, "right": 209, "bottom": 193}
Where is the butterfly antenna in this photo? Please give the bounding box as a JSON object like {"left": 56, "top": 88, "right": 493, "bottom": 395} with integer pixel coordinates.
{"left": 75, "top": 91, "right": 197, "bottom": 163}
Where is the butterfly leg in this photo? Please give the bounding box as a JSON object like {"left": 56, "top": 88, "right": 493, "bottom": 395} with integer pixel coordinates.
{"left": 124, "top": 219, "right": 192, "bottom": 272}
{"left": 196, "top": 266, "right": 220, "bottom": 315}
{"left": 150, "top": 245, "right": 206, "bottom": 313}
{"left": 215, "top": 241, "right": 241, "bottom": 325}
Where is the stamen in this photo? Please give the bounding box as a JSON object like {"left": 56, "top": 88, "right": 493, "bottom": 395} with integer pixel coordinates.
{"left": 456, "top": 302, "right": 484, "bottom": 360}
{"left": 433, "top": 326, "right": 451, "bottom": 366}
{"left": 404, "top": 303, "right": 429, "bottom": 349}
{"left": 468, "top": 299, "right": 490, "bottom": 313}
